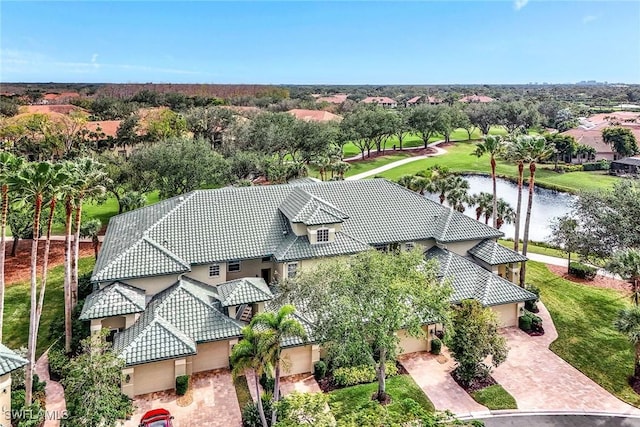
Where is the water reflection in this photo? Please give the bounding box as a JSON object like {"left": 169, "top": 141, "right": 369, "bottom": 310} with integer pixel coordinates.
{"left": 424, "top": 175, "right": 576, "bottom": 242}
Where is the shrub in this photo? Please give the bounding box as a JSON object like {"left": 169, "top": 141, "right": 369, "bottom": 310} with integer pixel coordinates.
{"left": 176, "top": 375, "right": 189, "bottom": 396}
{"left": 48, "top": 346, "right": 69, "bottom": 381}
{"left": 519, "top": 310, "right": 543, "bottom": 333}
{"left": 430, "top": 337, "right": 442, "bottom": 355}
{"left": 569, "top": 262, "right": 597, "bottom": 280}
{"left": 242, "top": 395, "right": 274, "bottom": 427}
{"left": 259, "top": 372, "right": 275, "bottom": 394}
{"left": 333, "top": 361, "right": 398, "bottom": 387}
{"left": 583, "top": 160, "right": 610, "bottom": 171}
{"left": 313, "top": 360, "right": 327, "bottom": 380}
{"left": 519, "top": 314, "right": 532, "bottom": 332}
{"left": 11, "top": 390, "right": 46, "bottom": 427}
{"left": 555, "top": 164, "right": 583, "bottom": 173}
{"left": 525, "top": 284, "right": 540, "bottom": 312}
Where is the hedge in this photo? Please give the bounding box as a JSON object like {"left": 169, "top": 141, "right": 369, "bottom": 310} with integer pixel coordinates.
{"left": 569, "top": 262, "right": 597, "bottom": 280}
{"left": 333, "top": 361, "right": 398, "bottom": 387}
{"left": 176, "top": 375, "right": 189, "bottom": 396}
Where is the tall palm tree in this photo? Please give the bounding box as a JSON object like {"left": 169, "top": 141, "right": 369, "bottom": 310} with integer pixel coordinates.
{"left": 61, "top": 161, "right": 80, "bottom": 353}
{"left": 70, "top": 158, "right": 107, "bottom": 307}
{"left": 615, "top": 307, "right": 640, "bottom": 378}
{"left": 230, "top": 326, "right": 277, "bottom": 427}
{"left": 0, "top": 152, "right": 23, "bottom": 341}
{"left": 446, "top": 187, "right": 471, "bottom": 213}
{"left": 504, "top": 136, "right": 531, "bottom": 252}
{"left": 80, "top": 218, "right": 102, "bottom": 260}
{"left": 434, "top": 175, "right": 469, "bottom": 206}
{"left": 608, "top": 249, "right": 640, "bottom": 306}
{"left": 472, "top": 135, "right": 506, "bottom": 228}
{"left": 10, "top": 161, "right": 54, "bottom": 406}
{"left": 495, "top": 198, "right": 516, "bottom": 230}
{"left": 472, "top": 192, "right": 493, "bottom": 222}
{"left": 520, "top": 137, "right": 556, "bottom": 286}
{"left": 250, "top": 305, "right": 307, "bottom": 426}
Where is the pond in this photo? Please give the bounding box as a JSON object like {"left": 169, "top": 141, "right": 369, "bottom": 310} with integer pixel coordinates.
{"left": 425, "top": 175, "right": 577, "bottom": 242}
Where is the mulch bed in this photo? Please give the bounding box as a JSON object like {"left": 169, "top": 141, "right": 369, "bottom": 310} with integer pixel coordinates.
{"left": 523, "top": 327, "right": 545, "bottom": 337}
{"left": 346, "top": 147, "right": 437, "bottom": 162}
{"left": 629, "top": 376, "right": 640, "bottom": 394}
{"left": 546, "top": 264, "right": 630, "bottom": 293}
{"left": 451, "top": 371, "right": 497, "bottom": 394}
{"left": 317, "top": 361, "right": 407, "bottom": 393}
{"left": 3, "top": 240, "right": 94, "bottom": 285}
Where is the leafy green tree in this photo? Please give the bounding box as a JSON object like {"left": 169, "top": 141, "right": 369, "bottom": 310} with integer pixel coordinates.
{"left": 231, "top": 326, "right": 277, "bottom": 427}
{"left": 120, "top": 191, "right": 146, "bottom": 213}
{"left": 129, "top": 137, "right": 230, "bottom": 198}
{"left": 465, "top": 102, "right": 501, "bottom": 136}
{"left": 62, "top": 330, "right": 134, "bottom": 426}
{"left": 575, "top": 144, "right": 596, "bottom": 163}
{"left": 340, "top": 107, "right": 394, "bottom": 159}
{"left": 144, "top": 109, "right": 187, "bottom": 142}
{"left": 282, "top": 249, "right": 452, "bottom": 402}
{"left": 250, "top": 305, "right": 307, "bottom": 426}
{"left": 473, "top": 135, "right": 506, "bottom": 227}
{"left": 499, "top": 101, "right": 540, "bottom": 134}
{"left": 471, "top": 192, "right": 493, "bottom": 223}
{"left": 435, "top": 105, "right": 466, "bottom": 143}
{"left": 7, "top": 205, "right": 34, "bottom": 257}
{"left": 614, "top": 307, "right": 640, "bottom": 379}
{"left": 448, "top": 299, "right": 508, "bottom": 387}
{"left": 602, "top": 127, "right": 639, "bottom": 158}
{"left": 549, "top": 215, "right": 583, "bottom": 273}
{"left": 608, "top": 249, "right": 640, "bottom": 306}
{"left": 98, "top": 152, "right": 134, "bottom": 214}
{"left": 545, "top": 133, "right": 577, "bottom": 169}
{"left": 390, "top": 108, "right": 411, "bottom": 150}
{"left": 184, "top": 106, "right": 236, "bottom": 149}
{"left": 114, "top": 113, "right": 140, "bottom": 148}
{"left": 407, "top": 105, "right": 441, "bottom": 148}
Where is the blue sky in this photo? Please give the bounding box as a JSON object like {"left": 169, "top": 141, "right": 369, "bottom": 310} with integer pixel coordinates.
{"left": 1, "top": 1, "right": 639, "bottom": 84}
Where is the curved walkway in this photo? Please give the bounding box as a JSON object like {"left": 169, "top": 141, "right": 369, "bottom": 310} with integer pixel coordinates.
{"left": 34, "top": 352, "right": 67, "bottom": 427}
{"left": 491, "top": 303, "right": 640, "bottom": 415}
{"left": 345, "top": 140, "right": 447, "bottom": 181}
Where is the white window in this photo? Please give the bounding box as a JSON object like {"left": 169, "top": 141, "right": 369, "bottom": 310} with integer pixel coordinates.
{"left": 209, "top": 264, "right": 220, "bottom": 277}
{"left": 317, "top": 228, "right": 329, "bottom": 243}
{"left": 405, "top": 242, "right": 415, "bottom": 251}
{"left": 228, "top": 261, "right": 241, "bottom": 272}
{"left": 287, "top": 262, "right": 298, "bottom": 278}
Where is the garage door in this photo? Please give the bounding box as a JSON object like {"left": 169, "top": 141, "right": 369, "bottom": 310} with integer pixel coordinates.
{"left": 281, "top": 346, "right": 312, "bottom": 376}
{"left": 192, "top": 340, "right": 229, "bottom": 373}
{"left": 134, "top": 360, "right": 175, "bottom": 396}
{"left": 397, "top": 328, "right": 429, "bottom": 355}
{"left": 491, "top": 304, "right": 518, "bottom": 327}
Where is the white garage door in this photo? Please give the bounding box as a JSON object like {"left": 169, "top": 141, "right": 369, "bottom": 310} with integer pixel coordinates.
{"left": 281, "top": 346, "right": 312, "bottom": 376}
{"left": 397, "top": 328, "right": 429, "bottom": 355}
{"left": 491, "top": 304, "right": 518, "bottom": 327}
{"left": 192, "top": 340, "right": 229, "bottom": 373}
{"left": 134, "top": 360, "right": 175, "bottom": 396}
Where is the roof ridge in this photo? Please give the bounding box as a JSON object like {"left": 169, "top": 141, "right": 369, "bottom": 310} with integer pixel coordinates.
{"left": 114, "top": 285, "right": 145, "bottom": 311}
{"left": 144, "top": 191, "right": 198, "bottom": 237}
{"left": 92, "top": 238, "right": 148, "bottom": 281}
{"left": 275, "top": 235, "right": 300, "bottom": 261}
{"left": 144, "top": 236, "right": 191, "bottom": 270}
{"left": 154, "top": 315, "right": 197, "bottom": 351}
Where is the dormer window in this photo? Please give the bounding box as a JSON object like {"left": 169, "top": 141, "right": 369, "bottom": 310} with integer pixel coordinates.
{"left": 317, "top": 228, "right": 329, "bottom": 243}
{"left": 209, "top": 264, "right": 220, "bottom": 277}
{"left": 228, "top": 260, "right": 241, "bottom": 272}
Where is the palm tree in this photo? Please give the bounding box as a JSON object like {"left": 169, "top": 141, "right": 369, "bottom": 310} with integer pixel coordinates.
{"left": 615, "top": 307, "right": 640, "bottom": 378}
{"left": 80, "top": 219, "right": 102, "bottom": 260}
{"left": 410, "top": 176, "right": 431, "bottom": 195}
{"left": 504, "top": 136, "right": 530, "bottom": 252}
{"left": 435, "top": 175, "right": 469, "bottom": 206}
{"left": 446, "top": 187, "right": 471, "bottom": 213}
{"left": 520, "top": 137, "right": 556, "bottom": 286}
{"left": 10, "top": 161, "right": 54, "bottom": 406}
{"left": 120, "top": 191, "right": 146, "bottom": 213}
{"left": 608, "top": 249, "right": 640, "bottom": 306}
{"left": 0, "top": 152, "right": 23, "bottom": 341}
{"left": 495, "top": 198, "right": 516, "bottom": 230}
{"left": 71, "top": 158, "right": 107, "bottom": 307}
{"left": 312, "top": 155, "right": 332, "bottom": 181}
{"left": 251, "top": 305, "right": 307, "bottom": 426}
{"left": 397, "top": 175, "right": 414, "bottom": 189}
{"left": 331, "top": 161, "right": 350, "bottom": 180}
{"left": 62, "top": 160, "right": 79, "bottom": 353}
{"left": 472, "top": 135, "right": 506, "bottom": 228}
{"left": 472, "top": 192, "right": 493, "bottom": 222}
{"left": 230, "top": 326, "right": 277, "bottom": 427}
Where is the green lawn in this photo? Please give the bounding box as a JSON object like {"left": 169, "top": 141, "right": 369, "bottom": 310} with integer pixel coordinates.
{"left": 471, "top": 385, "right": 517, "bottom": 410}
{"left": 530, "top": 261, "right": 640, "bottom": 407}
{"left": 498, "top": 239, "right": 570, "bottom": 260}
{"left": 376, "top": 141, "right": 618, "bottom": 193}
{"left": 2, "top": 257, "right": 96, "bottom": 356}
{"left": 329, "top": 375, "right": 434, "bottom": 422}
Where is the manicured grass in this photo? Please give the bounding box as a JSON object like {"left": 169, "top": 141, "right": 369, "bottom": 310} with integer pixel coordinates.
{"left": 345, "top": 153, "right": 413, "bottom": 177}
{"left": 329, "top": 374, "right": 434, "bottom": 422}
{"left": 233, "top": 375, "right": 253, "bottom": 411}
{"left": 471, "top": 385, "right": 517, "bottom": 410}
{"left": 377, "top": 141, "right": 618, "bottom": 193}
{"left": 529, "top": 261, "right": 640, "bottom": 407}
{"left": 498, "top": 239, "right": 571, "bottom": 260}
{"left": 2, "top": 257, "right": 96, "bottom": 356}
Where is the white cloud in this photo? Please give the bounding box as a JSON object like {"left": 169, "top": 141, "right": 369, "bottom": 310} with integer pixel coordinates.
{"left": 582, "top": 15, "right": 597, "bottom": 24}
{"left": 91, "top": 53, "right": 99, "bottom": 69}
{"left": 514, "top": 0, "right": 529, "bottom": 11}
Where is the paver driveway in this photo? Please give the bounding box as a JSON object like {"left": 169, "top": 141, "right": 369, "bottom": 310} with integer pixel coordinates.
{"left": 120, "top": 369, "right": 241, "bottom": 427}
{"left": 492, "top": 303, "right": 640, "bottom": 414}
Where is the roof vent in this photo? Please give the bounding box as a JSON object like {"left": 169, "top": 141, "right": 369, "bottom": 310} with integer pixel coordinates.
{"left": 178, "top": 196, "right": 184, "bottom": 201}
{"left": 282, "top": 230, "right": 288, "bottom": 235}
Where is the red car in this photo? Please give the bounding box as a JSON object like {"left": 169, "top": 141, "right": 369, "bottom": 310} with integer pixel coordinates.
{"left": 138, "top": 409, "right": 174, "bottom": 427}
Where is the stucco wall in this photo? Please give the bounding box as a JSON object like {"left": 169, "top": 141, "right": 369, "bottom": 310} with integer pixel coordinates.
{"left": 491, "top": 303, "right": 519, "bottom": 327}
{"left": 281, "top": 346, "right": 313, "bottom": 376}
{"left": 397, "top": 325, "right": 433, "bottom": 354}
{"left": 125, "top": 274, "right": 179, "bottom": 296}
{"left": 440, "top": 240, "right": 483, "bottom": 257}
{"left": 189, "top": 263, "right": 228, "bottom": 285}
{"left": 132, "top": 359, "right": 175, "bottom": 396}
{"left": 0, "top": 373, "right": 11, "bottom": 425}
{"left": 190, "top": 340, "right": 229, "bottom": 373}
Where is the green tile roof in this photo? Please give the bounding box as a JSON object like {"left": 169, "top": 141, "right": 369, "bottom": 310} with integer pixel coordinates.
{"left": 94, "top": 180, "right": 503, "bottom": 282}
{"left": 0, "top": 343, "right": 27, "bottom": 376}
{"left": 273, "top": 231, "right": 371, "bottom": 262}
{"left": 468, "top": 240, "right": 528, "bottom": 265}
{"left": 113, "top": 276, "right": 243, "bottom": 366}
{"left": 80, "top": 281, "right": 146, "bottom": 320}
{"left": 425, "top": 247, "right": 536, "bottom": 306}
{"left": 216, "top": 278, "right": 274, "bottom": 307}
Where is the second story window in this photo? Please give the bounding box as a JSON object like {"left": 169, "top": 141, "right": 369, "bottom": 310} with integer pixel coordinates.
{"left": 287, "top": 262, "right": 298, "bottom": 278}
{"left": 405, "top": 242, "right": 415, "bottom": 251}
{"left": 209, "top": 264, "right": 220, "bottom": 277}
{"left": 317, "top": 228, "right": 329, "bottom": 243}
{"left": 228, "top": 260, "right": 241, "bottom": 272}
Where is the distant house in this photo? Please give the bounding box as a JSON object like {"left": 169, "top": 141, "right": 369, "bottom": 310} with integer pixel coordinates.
{"left": 406, "top": 96, "right": 442, "bottom": 107}
{"left": 39, "top": 92, "right": 80, "bottom": 105}
{"left": 361, "top": 96, "right": 397, "bottom": 108}
{"left": 287, "top": 109, "right": 342, "bottom": 122}
{"left": 610, "top": 156, "right": 640, "bottom": 175}
{"left": 562, "top": 112, "right": 640, "bottom": 162}
{"left": 314, "top": 93, "right": 349, "bottom": 104}
{"left": 459, "top": 95, "right": 495, "bottom": 103}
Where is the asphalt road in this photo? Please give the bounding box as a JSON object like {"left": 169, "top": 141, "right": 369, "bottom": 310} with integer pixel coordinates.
{"left": 477, "top": 415, "right": 640, "bottom": 427}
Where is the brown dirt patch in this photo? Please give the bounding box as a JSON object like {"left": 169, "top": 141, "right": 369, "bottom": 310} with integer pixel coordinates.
{"left": 3, "top": 240, "right": 94, "bottom": 286}
{"left": 546, "top": 264, "right": 630, "bottom": 293}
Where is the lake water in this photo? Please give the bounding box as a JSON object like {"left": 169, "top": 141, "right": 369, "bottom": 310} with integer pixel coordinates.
{"left": 425, "top": 175, "right": 577, "bottom": 242}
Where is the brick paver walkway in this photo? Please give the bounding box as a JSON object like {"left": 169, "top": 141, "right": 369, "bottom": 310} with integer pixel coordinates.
{"left": 492, "top": 303, "right": 640, "bottom": 414}
{"left": 34, "top": 353, "right": 67, "bottom": 427}
{"left": 280, "top": 374, "right": 321, "bottom": 395}
{"left": 398, "top": 350, "right": 489, "bottom": 416}
{"left": 120, "top": 369, "right": 241, "bottom": 427}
